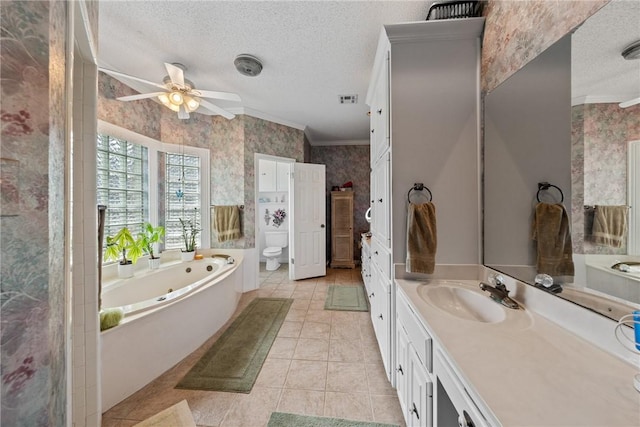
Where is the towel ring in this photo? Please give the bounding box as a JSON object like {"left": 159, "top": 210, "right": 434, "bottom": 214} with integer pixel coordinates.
{"left": 408, "top": 183, "right": 432, "bottom": 203}
{"left": 536, "top": 182, "right": 564, "bottom": 203}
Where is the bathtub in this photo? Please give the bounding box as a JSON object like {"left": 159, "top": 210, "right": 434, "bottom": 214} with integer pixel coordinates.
{"left": 101, "top": 255, "right": 243, "bottom": 411}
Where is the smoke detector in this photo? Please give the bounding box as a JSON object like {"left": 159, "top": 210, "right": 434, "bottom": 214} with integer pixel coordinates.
{"left": 234, "top": 54, "right": 263, "bottom": 77}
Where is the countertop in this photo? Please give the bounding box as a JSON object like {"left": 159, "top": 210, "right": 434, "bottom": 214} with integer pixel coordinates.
{"left": 396, "top": 278, "right": 640, "bottom": 427}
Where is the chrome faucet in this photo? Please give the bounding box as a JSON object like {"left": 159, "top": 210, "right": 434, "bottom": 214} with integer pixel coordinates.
{"left": 479, "top": 274, "right": 520, "bottom": 309}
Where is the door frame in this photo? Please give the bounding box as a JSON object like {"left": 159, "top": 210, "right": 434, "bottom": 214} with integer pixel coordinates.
{"left": 253, "top": 153, "right": 295, "bottom": 287}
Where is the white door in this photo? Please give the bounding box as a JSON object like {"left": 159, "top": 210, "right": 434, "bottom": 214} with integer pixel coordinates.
{"left": 290, "top": 163, "right": 326, "bottom": 280}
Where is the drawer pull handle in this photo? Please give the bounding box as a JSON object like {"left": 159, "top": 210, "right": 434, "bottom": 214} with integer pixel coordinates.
{"left": 411, "top": 403, "right": 420, "bottom": 420}
{"left": 396, "top": 364, "right": 404, "bottom": 375}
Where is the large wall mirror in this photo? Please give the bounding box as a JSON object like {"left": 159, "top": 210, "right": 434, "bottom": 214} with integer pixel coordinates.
{"left": 484, "top": 0, "right": 640, "bottom": 321}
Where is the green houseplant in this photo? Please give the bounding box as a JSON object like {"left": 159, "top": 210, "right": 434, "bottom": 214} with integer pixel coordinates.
{"left": 179, "top": 217, "right": 200, "bottom": 261}
{"left": 139, "top": 222, "right": 165, "bottom": 270}
{"left": 104, "top": 227, "right": 144, "bottom": 278}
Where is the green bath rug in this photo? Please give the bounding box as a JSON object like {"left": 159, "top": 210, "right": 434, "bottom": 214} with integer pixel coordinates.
{"left": 324, "top": 285, "right": 369, "bottom": 312}
{"left": 267, "top": 412, "right": 399, "bottom": 427}
{"left": 175, "top": 297, "right": 293, "bottom": 393}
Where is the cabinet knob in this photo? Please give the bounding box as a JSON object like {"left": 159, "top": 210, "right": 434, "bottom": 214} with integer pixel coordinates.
{"left": 374, "top": 251, "right": 378, "bottom": 255}
{"left": 369, "top": 292, "right": 374, "bottom": 298}
{"left": 377, "top": 109, "right": 382, "bottom": 114}
{"left": 378, "top": 314, "right": 383, "bottom": 320}
{"left": 396, "top": 364, "right": 404, "bottom": 375}
{"left": 371, "top": 129, "right": 375, "bottom": 134}
{"left": 320, "top": 224, "right": 325, "bottom": 228}
{"left": 378, "top": 198, "right": 383, "bottom": 203}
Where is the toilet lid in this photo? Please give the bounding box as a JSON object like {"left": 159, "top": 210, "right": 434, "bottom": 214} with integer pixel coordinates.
{"left": 263, "top": 247, "right": 282, "bottom": 255}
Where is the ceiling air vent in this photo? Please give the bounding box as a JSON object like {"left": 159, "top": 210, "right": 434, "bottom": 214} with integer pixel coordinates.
{"left": 339, "top": 94, "right": 358, "bottom": 104}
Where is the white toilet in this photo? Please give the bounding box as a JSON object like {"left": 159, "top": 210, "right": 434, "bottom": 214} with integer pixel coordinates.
{"left": 263, "top": 230, "right": 288, "bottom": 271}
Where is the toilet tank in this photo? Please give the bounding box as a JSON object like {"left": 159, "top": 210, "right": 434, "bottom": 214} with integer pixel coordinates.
{"left": 265, "top": 230, "right": 288, "bottom": 248}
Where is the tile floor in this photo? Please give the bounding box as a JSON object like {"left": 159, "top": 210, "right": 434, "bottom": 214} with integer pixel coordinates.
{"left": 101, "top": 265, "right": 405, "bottom": 427}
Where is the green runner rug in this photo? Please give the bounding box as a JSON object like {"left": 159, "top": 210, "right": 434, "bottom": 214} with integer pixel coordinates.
{"left": 267, "top": 412, "right": 399, "bottom": 427}
{"left": 324, "top": 285, "right": 368, "bottom": 312}
{"left": 176, "top": 297, "right": 293, "bottom": 393}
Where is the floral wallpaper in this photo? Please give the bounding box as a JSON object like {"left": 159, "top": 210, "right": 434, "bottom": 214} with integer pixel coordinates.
{"left": 98, "top": 74, "right": 305, "bottom": 250}
{"left": 572, "top": 103, "right": 640, "bottom": 254}
{"left": 1, "top": 1, "right": 68, "bottom": 425}
{"left": 482, "top": 0, "right": 609, "bottom": 93}
{"left": 310, "top": 145, "right": 371, "bottom": 261}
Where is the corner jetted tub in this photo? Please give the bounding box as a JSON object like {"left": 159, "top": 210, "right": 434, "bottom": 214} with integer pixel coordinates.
{"left": 100, "top": 256, "right": 242, "bottom": 411}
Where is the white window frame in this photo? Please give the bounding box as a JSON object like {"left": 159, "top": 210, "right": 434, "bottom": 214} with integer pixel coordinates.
{"left": 98, "top": 120, "right": 211, "bottom": 249}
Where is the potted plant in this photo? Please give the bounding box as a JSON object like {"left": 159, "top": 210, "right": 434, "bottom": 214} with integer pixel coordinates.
{"left": 139, "top": 222, "right": 165, "bottom": 270}
{"left": 179, "top": 217, "right": 200, "bottom": 261}
{"left": 104, "top": 227, "right": 144, "bottom": 278}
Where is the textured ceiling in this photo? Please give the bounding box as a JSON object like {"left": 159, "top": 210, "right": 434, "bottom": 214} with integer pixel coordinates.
{"left": 98, "top": 0, "right": 432, "bottom": 145}
{"left": 99, "top": 1, "right": 639, "bottom": 145}
{"left": 572, "top": 0, "right": 640, "bottom": 104}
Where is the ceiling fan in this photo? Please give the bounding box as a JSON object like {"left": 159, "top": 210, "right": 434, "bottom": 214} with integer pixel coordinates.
{"left": 99, "top": 62, "right": 241, "bottom": 120}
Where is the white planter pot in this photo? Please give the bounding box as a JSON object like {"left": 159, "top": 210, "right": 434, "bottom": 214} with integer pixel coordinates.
{"left": 181, "top": 251, "right": 195, "bottom": 262}
{"left": 148, "top": 258, "right": 161, "bottom": 270}
{"left": 118, "top": 262, "right": 134, "bottom": 279}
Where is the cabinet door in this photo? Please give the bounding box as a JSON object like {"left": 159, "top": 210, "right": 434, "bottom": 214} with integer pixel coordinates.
{"left": 276, "top": 161, "right": 290, "bottom": 192}
{"left": 396, "top": 321, "right": 411, "bottom": 419}
{"left": 330, "top": 192, "right": 355, "bottom": 268}
{"left": 372, "top": 153, "right": 390, "bottom": 246}
{"left": 258, "top": 159, "right": 277, "bottom": 192}
{"left": 409, "top": 348, "right": 433, "bottom": 427}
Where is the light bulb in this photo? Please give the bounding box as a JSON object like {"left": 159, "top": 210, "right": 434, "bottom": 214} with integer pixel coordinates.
{"left": 184, "top": 96, "right": 200, "bottom": 112}
{"left": 169, "top": 91, "right": 184, "bottom": 105}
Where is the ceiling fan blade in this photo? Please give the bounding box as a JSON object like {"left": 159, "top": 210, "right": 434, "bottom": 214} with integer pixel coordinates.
{"left": 165, "top": 62, "right": 185, "bottom": 87}
{"left": 192, "top": 90, "right": 241, "bottom": 102}
{"left": 199, "top": 99, "right": 236, "bottom": 120}
{"left": 177, "top": 104, "right": 190, "bottom": 120}
{"left": 99, "top": 67, "right": 167, "bottom": 90}
{"left": 117, "top": 92, "right": 167, "bottom": 102}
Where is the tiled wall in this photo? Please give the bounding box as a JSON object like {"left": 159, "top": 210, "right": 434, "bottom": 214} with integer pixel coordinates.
{"left": 0, "top": 1, "right": 68, "bottom": 425}
{"left": 572, "top": 103, "right": 640, "bottom": 254}
{"left": 309, "top": 145, "right": 371, "bottom": 261}
{"left": 98, "top": 74, "right": 305, "bottom": 249}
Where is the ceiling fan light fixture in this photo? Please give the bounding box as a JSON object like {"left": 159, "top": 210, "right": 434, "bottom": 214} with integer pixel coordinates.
{"left": 234, "top": 54, "right": 263, "bottom": 77}
{"left": 169, "top": 91, "right": 184, "bottom": 105}
{"left": 622, "top": 40, "right": 640, "bottom": 60}
{"left": 184, "top": 95, "right": 200, "bottom": 112}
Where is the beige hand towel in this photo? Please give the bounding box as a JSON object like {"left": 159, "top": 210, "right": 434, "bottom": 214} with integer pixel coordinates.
{"left": 531, "top": 202, "right": 574, "bottom": 276}
{"left": 592, "top": 205, "right": 628, "bottom": 248}
{"left": 212, "top": 206, "right": 242, "bottom": 242}
{"left": 406, "top": 202, "right": 437, "bottom": 274}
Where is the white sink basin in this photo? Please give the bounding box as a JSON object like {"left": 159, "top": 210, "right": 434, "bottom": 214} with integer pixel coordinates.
{"left": 419, "top": 285, "right": 506, "bottom": 323}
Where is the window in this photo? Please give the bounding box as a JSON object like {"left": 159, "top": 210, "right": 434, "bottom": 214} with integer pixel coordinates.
{"left": 165, "top": 153, "right": 202, "bottom": 249}
{"left": 97, "top": 121, "right": 210, "bottom": 254}
{"left": 97, "top": 134, "right": 148, "bottom": 238}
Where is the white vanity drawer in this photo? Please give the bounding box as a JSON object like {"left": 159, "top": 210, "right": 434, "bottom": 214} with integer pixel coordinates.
{"left": 397, "top": 290, "right": 433, "bottom": 373}
{"left": 371, "top": 238, "right": 391, "bottom": 280}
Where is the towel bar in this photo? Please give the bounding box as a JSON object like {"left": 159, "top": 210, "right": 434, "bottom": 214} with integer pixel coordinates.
{"left": 536, "top": 182, "right": 564, "bottom": 203}
{"left": 408, "top": 183, "right": 432, "bottom": 203}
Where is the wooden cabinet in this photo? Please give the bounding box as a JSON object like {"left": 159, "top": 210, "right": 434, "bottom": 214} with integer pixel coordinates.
{"left": 330, "top": 191, "right": 355, "bottom": 268}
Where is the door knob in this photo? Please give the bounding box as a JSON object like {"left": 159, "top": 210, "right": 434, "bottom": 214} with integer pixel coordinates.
{"left": 320, "top": 224, "right": 325, "bottom": 228}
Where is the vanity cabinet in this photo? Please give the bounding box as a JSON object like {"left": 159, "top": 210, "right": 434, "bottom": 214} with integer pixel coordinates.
{"left": 330, "top": 191, "right": 355, "bottom": 268}
{"left": 366, "top": 17, "right": 484, "bottom": 385}
{"left": 361, "top": 235, "right": 372, "bottom": 290}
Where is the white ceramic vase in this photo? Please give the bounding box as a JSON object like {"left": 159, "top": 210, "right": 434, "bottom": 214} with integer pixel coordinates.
{"left": 118, "top": 262, "right": 134, "bottom": 279}
{"left": 181, "top": 251, "right": 195, "bottom": 262}
{"left": 148, "top": 258, "right": 161, "bottom": 270}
